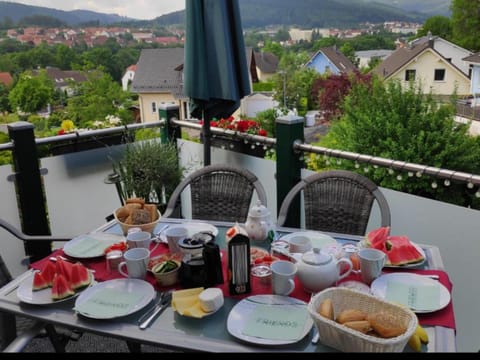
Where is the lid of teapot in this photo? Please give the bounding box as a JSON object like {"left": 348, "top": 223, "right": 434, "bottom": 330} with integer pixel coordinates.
{"left": 301, "top": 248, "right": 332, "bottom": 266}
{"left": 248, "top": 200, "right": 270, "bottom": 218}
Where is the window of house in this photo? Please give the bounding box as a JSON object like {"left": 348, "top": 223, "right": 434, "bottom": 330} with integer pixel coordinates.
{"left": 434, "top": 69, "right": 446, "bottom": 81}
{"left": 151, "top": 102, "right": 157, "bottom": 113}
{"left": 405, "top": 69, "right": 416, "bottom": 81}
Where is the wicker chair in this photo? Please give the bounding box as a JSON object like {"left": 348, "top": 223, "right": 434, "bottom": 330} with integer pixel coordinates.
{"left": 277, "top": 170, "right": 391, "bottom": 236}
{"left": 163, "top": 164, "right": 267, "bottom": 222}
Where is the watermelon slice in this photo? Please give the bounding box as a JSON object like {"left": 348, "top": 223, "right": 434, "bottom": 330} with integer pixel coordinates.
{"left": 32, "top": 271, "right": 49, "bottom": 291}
{"left": 51, "top": 273, "right": 74, "bottom": 300}
{"left": 41, "top": 261, "right": 57, "bottom": 287}
{"left": 70, "top": 263, "right": 91, "bottom": 290}
{"left": 365, "top": 226, "right": 390, "bottom": 250}
{"left": 55, "top": 257, "right": 74, "bottom": 282}
{"left": 384, "top": 235, "right": 425, "bottom": 266}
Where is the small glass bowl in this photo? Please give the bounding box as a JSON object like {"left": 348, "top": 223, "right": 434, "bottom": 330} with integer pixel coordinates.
{"left": 251, "top": 264, "right": 272, "bottom": 285}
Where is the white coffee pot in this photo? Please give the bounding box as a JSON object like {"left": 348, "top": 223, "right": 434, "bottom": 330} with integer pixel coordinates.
{"left": 293, "top": 248, "right": 352, "bottom": 293}
{"left": 244, "top": 200, "right": 276, "bottom": 242}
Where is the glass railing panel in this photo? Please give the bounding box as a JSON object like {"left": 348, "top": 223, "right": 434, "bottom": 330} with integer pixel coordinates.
{"left": 0, "top": 163, "right": 29, "bottom": 277}
{"left": 41, "top": 146, "right": 123, "bottom": 242}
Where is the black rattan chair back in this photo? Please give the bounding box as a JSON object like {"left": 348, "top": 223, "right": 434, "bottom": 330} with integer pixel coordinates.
{"left": 163, "top": 164, "right": 267, "bottom": 222}
{"left": 277, "top": 170, "right": 391, "bottom": 236}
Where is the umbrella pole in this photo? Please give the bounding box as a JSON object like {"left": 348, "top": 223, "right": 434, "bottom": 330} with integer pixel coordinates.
{"left": 203, "top": 109, "right": 211, "bottom": 166}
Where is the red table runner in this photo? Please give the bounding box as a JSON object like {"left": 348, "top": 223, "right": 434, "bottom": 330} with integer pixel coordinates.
{"left": 31, "top": 242, "right": 455, "bottom": 331}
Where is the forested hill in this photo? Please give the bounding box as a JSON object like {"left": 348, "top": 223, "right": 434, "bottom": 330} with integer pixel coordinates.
{"left": 0, "top": 1, "right": 133, "bottom": 26}
{"left": 157, "top": 0, "right": 430, "bottom": 29}
{"left": 0, "top": 0, "right": 451, "bottom": 28}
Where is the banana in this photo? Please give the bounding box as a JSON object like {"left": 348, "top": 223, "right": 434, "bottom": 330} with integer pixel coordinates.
{"left": 408, "top": 333, "right": 422, "bottom": 352}
{"left": 416, "top": 324, "right": 429, "bottom": 344}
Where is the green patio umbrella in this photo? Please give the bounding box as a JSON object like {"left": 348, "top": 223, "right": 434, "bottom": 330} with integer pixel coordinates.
{"left": 184, "top": 0, "right": 251, "bottom": 165}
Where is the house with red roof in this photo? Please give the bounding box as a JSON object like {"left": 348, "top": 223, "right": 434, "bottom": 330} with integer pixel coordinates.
{"left": 0, "top": 72, "right": 13, "bottom": 87}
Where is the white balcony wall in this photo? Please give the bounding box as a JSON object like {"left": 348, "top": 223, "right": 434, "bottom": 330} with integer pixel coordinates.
{"left": 0, "top": 163, "right": 28, "bottom": 277}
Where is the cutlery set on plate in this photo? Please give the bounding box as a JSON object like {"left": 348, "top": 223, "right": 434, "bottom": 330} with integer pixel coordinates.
{"left": 137, "top": 290, "right": 172, "bottom": 329}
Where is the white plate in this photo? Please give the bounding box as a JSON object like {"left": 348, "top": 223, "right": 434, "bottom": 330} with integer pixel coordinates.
{"left": 227, "top": 295, "right": 313, "bottom": 345}
{"left": 370, "top": 273, "right": 451, "bottom": 313}
{"left": 384, "top": 242, "right": 426, "bottom": 268}
{"left": 17, "top": 271, "right": 95, "bottom": 305}
{"left": 63, "top": 232, "right": 125, "bottom": 259}
{"left": 157, "top": 222, "right": 218, "bottom": 243}
{"left": 74, "top": 278, "right": 155, "bottom": 319}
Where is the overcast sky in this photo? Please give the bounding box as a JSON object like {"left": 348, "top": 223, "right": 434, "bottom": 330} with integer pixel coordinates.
{"left": 6, "top": 0, "right": 186, "bottom": 20}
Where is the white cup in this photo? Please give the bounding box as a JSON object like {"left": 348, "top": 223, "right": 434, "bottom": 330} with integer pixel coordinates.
{"left": 165, "top": 226, "right": 188, "bottom": 255}
{"left": 126, "top": 231, "right": 152, "bottom": 249}
{"left": 118, "top": 247, "right": 150, "bottom": 279}
{"left": 271, "top": 260, "right": 297, "bottom": 296}
{"left": 289, "top": 235, "right": 312, "bottom": 254}
{"left": 358, "top": 248, "right": 386, "bottom": 285}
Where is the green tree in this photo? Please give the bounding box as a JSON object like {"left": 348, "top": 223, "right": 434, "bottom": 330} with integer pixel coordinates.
{"left": 416, "top": 16, "right": 452, "bottom": 39}
{"left": 339, "top": 42, "right": 359, "bottom": 67}
{"left": 451, "top": 0, "right": 480, "bottom": 51}
{"left": 0, "top": 83, "right": 11, "bottom": 112}
{"left": 314, "top": 78, "right": 480, "bottom": 208}
{"left": 8, "top": 70, "right": 54, "bottom": 113}
{"left": 54, "top": 44, "right": 78, "bottom": 70}
{"left": 262, "top": 41, "right": 285, "bottom": 60}
{"left": 274, "top": 51, "right": 318, "bottom": 112}
{"left": 65, "top": 70, "right": 133, "bottom": 128}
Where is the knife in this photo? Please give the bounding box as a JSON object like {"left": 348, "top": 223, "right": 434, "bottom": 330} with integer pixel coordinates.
{"left": 139, "top": 291, "right": 172, "bottom": 330}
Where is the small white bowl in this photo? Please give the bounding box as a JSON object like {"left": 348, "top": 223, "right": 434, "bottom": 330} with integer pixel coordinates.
{"left": 151, "top": 260, "right": 181, "bottom": 287}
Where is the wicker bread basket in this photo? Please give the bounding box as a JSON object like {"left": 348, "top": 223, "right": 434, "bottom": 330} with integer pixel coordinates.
{"left": 114, "top": 209, "right": 161, "bottom": 235}
{"left": 308, "top": 287, "right": 418, "bottom": 352}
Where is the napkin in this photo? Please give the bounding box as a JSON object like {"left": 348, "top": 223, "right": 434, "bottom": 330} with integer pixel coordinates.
{"left": 385, "top": 279, "right": 440, "bottom": 311}
{"left": 241, "top": 303, "right": 308, "bottom": 341}
{"left": 74, "top": 288, "right": 144, "bottom": 318}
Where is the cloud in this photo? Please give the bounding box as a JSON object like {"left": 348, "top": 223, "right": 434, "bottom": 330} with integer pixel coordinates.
{"left": 7, "top": 0, "right": 185, "bottom": 20}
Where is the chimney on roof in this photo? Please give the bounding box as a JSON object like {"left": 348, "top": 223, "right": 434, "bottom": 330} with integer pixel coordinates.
{"left": 427, "top": 31, "right": 434, "bottom": 48}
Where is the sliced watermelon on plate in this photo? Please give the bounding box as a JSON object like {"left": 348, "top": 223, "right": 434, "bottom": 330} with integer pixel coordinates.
{"left": 365, "top": 226, "right": 390, "bottom": 250}
{"left": 32, "top": 271, "right": 49, "bottom": 291}
{"left": 385, "top": 235, "right": 425, "bottom": 266}
{"left": 51, "top": 273, "right": 74, "bottom": 301}
{"left": 69, "top": 263, "right": 92, "bottom": 290}
{"left": 40, "top": 261, "right": 57, "bottom": 287}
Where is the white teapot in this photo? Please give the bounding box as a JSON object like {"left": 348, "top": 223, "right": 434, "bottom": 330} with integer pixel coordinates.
{"left": 244, "top": 200, "right": 276, "bottom": 243}
{"left": 294, "top": 248, "right": 352, "bottom": 293}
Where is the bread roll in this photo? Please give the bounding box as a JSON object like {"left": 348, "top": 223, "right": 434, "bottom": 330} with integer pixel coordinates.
{"left": 336, "top": 309, "right": 368, "bottom": 324}
{"left": 131, "top": 209, "right": 151, "bottom": 225}
{"left": 125, "top": 203, "right": 142, "bottom": 211}
{"left": 368, "top": 312, "right": 407, "bottom": 338}
{"left": 318, "top": 298, "right": 334, "bottom": 320}
{"left": 126, "top": 197, "right": 145, "bottom": 207}
{"left": 116, "top": 207, "right": 130, "bottom": 222}
{"left": 343, "top": 320, "right": 371, "bottom": 334}
{"left": 143, "top": 203, "right": 158, "bottom": 222}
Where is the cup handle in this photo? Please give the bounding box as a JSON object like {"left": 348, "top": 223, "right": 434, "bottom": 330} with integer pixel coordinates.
{"left": 118, "top": 261, "right": 128, "bottom": 277}
{"left": 337, "top": 257, "right": 353, "bottom": 280}
{"left": 285, "top": 278, "right": 295, "bottom": 296}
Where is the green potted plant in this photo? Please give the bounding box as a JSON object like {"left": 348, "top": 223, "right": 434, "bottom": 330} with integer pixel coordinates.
{"left": 110, "top": 137, "right": 183, "bottom": 213}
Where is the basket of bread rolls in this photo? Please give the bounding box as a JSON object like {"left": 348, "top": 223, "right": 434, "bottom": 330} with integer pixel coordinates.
{"left": 308, "top": 287, "right": 417, "bottom": 352}
{"left": 114, "top": 197, "right": 161, "bottom": 235}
